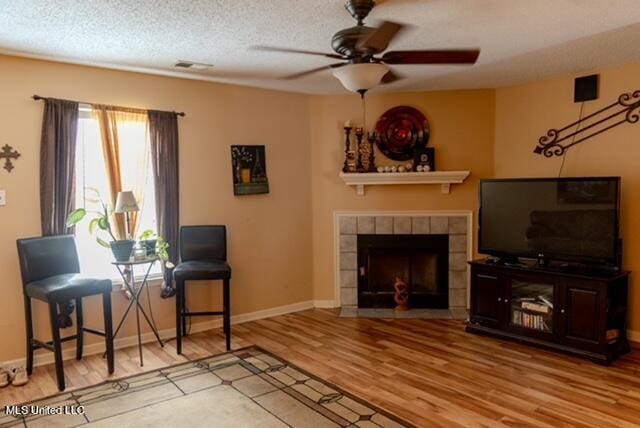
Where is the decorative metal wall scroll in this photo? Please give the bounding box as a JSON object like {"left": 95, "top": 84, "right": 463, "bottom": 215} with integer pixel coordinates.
{"left": 0, "top": 144, "right": 20, "bottom": 172}
{"left": 534, "top": 90, "right": 640, "bottom": 157}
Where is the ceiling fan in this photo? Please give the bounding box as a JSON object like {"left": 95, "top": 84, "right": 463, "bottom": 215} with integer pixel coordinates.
{"left": 254, "top": 0, "right": 480, "bottom": 94}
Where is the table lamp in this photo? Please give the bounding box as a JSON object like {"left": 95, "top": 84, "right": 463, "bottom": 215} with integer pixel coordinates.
{"left": 114, "top": 191, "right": 139, "bottom": 240}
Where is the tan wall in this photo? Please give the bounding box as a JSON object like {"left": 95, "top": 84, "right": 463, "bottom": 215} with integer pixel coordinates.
{"left": 494, "top": 61, "right": 640, "bottom": 331}
{"left": 308, "top": 90, "right": 496, "bottom": 301}
{"left": 0, "top": 54, "right": 313, "bottom": 361}
{"left": 3, "top": 50, "right": 635, "bottom": 363}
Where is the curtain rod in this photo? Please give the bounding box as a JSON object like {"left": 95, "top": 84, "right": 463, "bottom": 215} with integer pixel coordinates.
{"left": 31, "top": 95, "right": 186, "bottom": 117}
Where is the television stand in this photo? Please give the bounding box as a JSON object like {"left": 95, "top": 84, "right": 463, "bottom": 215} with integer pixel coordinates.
{"left": 486, "top": 256, "right": 524, "bottom": 267}
{"left": 467, "top": 259, "right": 630, "bottom": 364}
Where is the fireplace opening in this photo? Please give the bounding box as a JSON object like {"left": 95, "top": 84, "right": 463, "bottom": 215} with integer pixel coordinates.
{"left": 357, "top": 234, "right": 449, "bottom": 309}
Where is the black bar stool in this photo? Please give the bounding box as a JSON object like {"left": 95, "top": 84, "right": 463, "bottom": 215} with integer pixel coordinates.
{"left": 17, "top": 235, "right": 115, "bottom": 391}
{"left": 173, "top": 226, "right": 231, "bottom": 354}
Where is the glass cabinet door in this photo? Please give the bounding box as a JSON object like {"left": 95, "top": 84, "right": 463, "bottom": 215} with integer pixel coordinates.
{"left": 509, "top": 279, "right": 554, "bottom": 333}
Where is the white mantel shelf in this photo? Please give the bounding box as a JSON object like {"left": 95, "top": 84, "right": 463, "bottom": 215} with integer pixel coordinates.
{"left": 340, "top": 171, "right": 471, "bottom": 196}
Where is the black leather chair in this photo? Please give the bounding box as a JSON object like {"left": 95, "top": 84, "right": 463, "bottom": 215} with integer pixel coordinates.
{"left": 173, "top": 226, "right": 231, "bottom": 354}
{"left": 17, "top": 235, "right": 114, "bottom": 391}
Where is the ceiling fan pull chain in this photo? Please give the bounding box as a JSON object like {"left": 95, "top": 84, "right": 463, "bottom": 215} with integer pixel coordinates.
{"left": 361, "top": 92, "right": 367, "bottom": 131}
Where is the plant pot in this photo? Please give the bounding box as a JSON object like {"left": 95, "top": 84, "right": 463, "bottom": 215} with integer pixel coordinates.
{"left": 140, "top": 239, "right": 157, "bottom": 256}
{"left": 110, "top": 240, "right": 135, "bottom": 262}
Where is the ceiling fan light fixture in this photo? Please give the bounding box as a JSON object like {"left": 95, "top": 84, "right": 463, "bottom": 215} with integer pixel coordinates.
{"left": 332, "top": 63, "right": 389, "bottom": 93}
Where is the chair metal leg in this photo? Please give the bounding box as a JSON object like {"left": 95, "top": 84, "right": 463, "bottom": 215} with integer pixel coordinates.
{"left": 175, "top": 280, "right": 183, "bottom": 354}
{"left": 223, "top": 278, "right": 231, "bottom": 351}
{"left": 181, "top": 285, "right": 188, "bottom": 337}
{"left": 103, "top": 292, "right": 114, "bottom": 374}
{"left": 48, "top": 301, "right": 65, "bottom": 391}
{"left": 24, "top": 296, "right": 34, "bottom": 375}
{"left": 75, "top": 298, "right": 84, "bottom": 360}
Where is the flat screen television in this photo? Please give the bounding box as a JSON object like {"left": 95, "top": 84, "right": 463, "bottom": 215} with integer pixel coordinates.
{"left": 479, "top": 177, "right": 621, "bottom": 267}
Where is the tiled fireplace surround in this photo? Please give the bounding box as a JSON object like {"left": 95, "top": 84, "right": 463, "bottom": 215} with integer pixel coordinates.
{"left": 335, "top": 212, "right": 472, "bottom": 318}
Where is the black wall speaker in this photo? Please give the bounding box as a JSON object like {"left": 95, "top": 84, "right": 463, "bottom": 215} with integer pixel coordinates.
{"left": 574, "top": 74, "right": 599, "bottom": 102}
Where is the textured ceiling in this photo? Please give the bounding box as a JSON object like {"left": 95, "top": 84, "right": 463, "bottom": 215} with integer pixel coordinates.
{"left": 1, "top": 0, "right": 640, "bottom": 94}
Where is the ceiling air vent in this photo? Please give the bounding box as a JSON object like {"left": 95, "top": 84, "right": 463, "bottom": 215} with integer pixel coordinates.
{"left": 174, "top": 61, "right": 213, "bottom": 70}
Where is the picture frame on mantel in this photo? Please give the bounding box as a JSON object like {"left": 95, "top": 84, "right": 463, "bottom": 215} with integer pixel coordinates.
{"left": 231, "top": 145, "right": 269, "bottom": 196}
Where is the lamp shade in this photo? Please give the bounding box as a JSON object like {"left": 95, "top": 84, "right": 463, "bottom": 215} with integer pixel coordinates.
{"left": 332, "top": 63, "right": 390, "bottom": 93}
{"left": 114, "top": 191, "right": 139, "bottom": 213}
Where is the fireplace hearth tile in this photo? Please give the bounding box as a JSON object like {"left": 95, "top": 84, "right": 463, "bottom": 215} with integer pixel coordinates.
{"left": 340, "top": 288, "right": 357, "bottom": 306}
{"left": 375, "top": 217, "right": 393, "bottom": 234}
{"left": 340, "top": 307, "right": 358, "bottom": 317}
{"left": 448, "top": 216, "right": 467, "bottom": 234}
{"left": 393, "top": 217, "right": 412, "bottom": 234}
{"left": 449, "top": 253, "right": 467, "bottom": 271}
{"left": 357, "top": 216, "right": 375, "bottom": 234}
{"left": 449, "top": 271, "right": 467, "bottom": 289}
{"left": 340, "top": 252, "right": 357, "bottom": 270}
{"left": 449, "top": 289, "right": 467, "bottom": 308}
{"left": 339, "top": 216, "right": 357, "bottom": 234}
{"left": 340, "top": 270, "right": 357, "bottom": 288}
{"left": 340, "top": 235, "right": 357, "bottom": 252}
{"left": 450, "top": 308, "right": 469, "bottom": 320}
{"left": 411, "top": 217, "right": 430, "bottom": 234}
{"left": 430, "top": 217, "right": 449, "bottom": 234}
{"left": 449, "top": 234, "right": 467, "bottom": 253}
{"left": 357, "top": 309, "right": 392, "bottom": 318}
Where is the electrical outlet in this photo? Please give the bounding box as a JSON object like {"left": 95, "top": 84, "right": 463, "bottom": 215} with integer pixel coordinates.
{"left": 0, "top": 190, "right": 6, "bottom": 206}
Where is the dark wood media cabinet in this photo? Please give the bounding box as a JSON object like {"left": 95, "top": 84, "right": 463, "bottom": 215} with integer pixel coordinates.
{"left": 466, "top": 259, "right": 630, "bottom": 364}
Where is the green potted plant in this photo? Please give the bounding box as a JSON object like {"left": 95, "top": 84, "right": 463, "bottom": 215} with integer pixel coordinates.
{"left": 155, "top": 235, "right": 172, "bottom": 270}
{"left": 138, "top": 230, "right": 171, "bottom": 264}
{"left": 66, "top": 190, "right": 135, "bottom": 262}
{"left": 137, "top": 229, "right": 174, "bottom": 296}
{"left": 138, "top": 229, "right": 158, "bottom": 256}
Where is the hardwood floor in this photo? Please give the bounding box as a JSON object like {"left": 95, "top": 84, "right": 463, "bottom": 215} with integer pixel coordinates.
{"left": 2, "top": 308, "right": 640, "bottom": 427}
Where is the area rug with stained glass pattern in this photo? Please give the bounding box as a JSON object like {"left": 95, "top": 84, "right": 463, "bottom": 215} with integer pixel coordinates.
{"left": 0, "top": 346, "right": 411, "bottom": 427}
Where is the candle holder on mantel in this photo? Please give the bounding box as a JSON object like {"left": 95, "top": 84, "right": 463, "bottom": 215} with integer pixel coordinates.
{"left": 347, "top": 150, "right": 357, "bottom": 172}
{"left": 355, "top": 127, "right": 365, "bottom": 172}
{"left": 366, "top": 132, "right": 377, "bottom": 172}
{"left": 342, "top": 126, "right": 353, "bottom": 173}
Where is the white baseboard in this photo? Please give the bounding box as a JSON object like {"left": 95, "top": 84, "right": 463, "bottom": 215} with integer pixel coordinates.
{"left": 627, "top": 329, "right": 640, "bottom": 344}
{"left": 3, "top": 300, "right": 317, "bottom": 369}
{"left": 313, "top": 300, "right": 338, "bottom": 308}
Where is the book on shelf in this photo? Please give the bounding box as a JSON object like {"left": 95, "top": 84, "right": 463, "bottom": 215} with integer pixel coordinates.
{"left": 512, "top": 309, "right": 550, "bottom": 332}
{"left": 538, "top": 295, "right": 553, "bottom": 309}
{"left": 522, "top": 301, "right": 549, "bottom": 314}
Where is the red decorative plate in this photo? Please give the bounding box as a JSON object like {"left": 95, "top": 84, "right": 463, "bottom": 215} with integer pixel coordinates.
{"left": 375, "top": 106, "right": 430, "bottom": 161}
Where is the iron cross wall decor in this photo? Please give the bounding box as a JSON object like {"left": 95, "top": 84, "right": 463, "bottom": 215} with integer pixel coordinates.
{"left": 533, "top": 90, "right": 640, "bottom": 157}
{"left": 0, "top": 144, "right": 20, "bottom": 172}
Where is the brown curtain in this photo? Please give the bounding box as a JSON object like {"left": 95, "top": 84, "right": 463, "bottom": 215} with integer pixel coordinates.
{"left": 92, "top": 106, "right": 150, "bottom": 240}
{"left": 149, "top": 110, "right": 180, "bottom": 285}
{"left": 40, "top": 98, "right": 79, "bottom": 236}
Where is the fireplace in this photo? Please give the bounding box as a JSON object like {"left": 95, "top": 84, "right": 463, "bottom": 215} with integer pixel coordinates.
{"left": 337, "top": 213, "right": 470, "bottom": 317}
{"left": 357, "top": 234, "right": 449, "bottom": 309}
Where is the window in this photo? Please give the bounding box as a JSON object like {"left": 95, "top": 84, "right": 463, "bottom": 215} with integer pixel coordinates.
{"left": 74, "top": 107, "right": 160, "bottom": 279}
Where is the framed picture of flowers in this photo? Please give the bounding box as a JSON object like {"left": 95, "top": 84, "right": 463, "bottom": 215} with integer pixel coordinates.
{"left": 231, "top": 145, "right": 270, "bottom": 196}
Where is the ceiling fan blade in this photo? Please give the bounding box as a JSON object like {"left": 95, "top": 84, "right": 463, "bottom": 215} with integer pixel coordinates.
{"left": 356, "top": 21, "right": 406, "bottom": 52}
{"left": 252, "top": 46, "right": 345, "bottom": 60}
{"left": 281, "top": 62, "right": 346, "bottom": 80}
{"left": 381, "top": 69, "right": 403, "bottom": 84}
{"left": 382, "top": 49, "right": 480, "bottom": 65}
